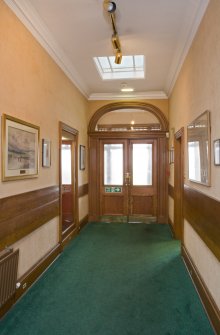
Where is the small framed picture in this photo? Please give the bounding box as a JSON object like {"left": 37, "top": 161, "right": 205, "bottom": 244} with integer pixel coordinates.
{"left": 169, "top": 147, "right": 174, "bottom": 164}
{"left": 214, "top": 139, "right": 220, "bottom": 166}
{"left": 42, "top": 139, "right": 51, "bottom": 167}
{"left": 2, "top": 114, "right": 39, "bottom": 181}
{"left": 80, "top": 145, "right": 85, "bottom": 170}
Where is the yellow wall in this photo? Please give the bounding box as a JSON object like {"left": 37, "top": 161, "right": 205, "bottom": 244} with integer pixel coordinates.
{"left": 0, "top": 2, "right": 88, "bottom": 276}
{"left": 169, "top": 0, "right": 220, "bottom": 310}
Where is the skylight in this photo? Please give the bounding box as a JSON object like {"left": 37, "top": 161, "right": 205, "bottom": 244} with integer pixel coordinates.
{"left": 94, "top": 55, "right": 145, "bottom": 80}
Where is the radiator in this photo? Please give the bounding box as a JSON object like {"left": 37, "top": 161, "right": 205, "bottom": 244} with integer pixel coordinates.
{"left": 0, "top": 249, "right": 19, "bottom": 308}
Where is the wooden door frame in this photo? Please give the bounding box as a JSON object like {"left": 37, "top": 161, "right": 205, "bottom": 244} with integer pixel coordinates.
{"left": 59, "top": 122, "right": 79, "bottom": 245}
{"left": 88, "top": 102, "right": 169, "bottom": 223}
{"left": 174, "top": 127, "right": 184, "bottom": 240}
{"left": 89, "top": 131, "right": 168, "bottom": 223}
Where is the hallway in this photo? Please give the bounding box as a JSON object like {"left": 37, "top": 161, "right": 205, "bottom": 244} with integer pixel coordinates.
{"left": 0, "top": 223, "right": 213, "bottom": 335}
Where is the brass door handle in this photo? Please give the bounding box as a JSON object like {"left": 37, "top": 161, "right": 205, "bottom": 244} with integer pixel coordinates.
{"left": 125, "top": 172, "right": 131, "bottom": 186}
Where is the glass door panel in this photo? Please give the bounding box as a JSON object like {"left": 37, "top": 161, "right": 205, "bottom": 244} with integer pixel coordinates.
{"left": 104, "top": 144, "right": 123, "bottom": 185}
{"left": 132, "top": 143, "right": 152, "bottom": 186}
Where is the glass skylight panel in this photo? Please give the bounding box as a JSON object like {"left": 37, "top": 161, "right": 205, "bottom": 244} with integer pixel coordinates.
{"left": 94, "top": 55, "right": 145, "bottom": 80}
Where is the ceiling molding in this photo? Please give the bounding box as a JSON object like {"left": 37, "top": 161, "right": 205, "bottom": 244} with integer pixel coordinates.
{"left": 4, "top": 0, "right": 209, "bottom": 100}
{"left": 4, "top": 0, "right": 89, "bottom": 98}
{"left": 89, "top": 91, "right": 168, "bottom": 101}
{"left": 165, "top": 0, "right": 210, "bottom": 96}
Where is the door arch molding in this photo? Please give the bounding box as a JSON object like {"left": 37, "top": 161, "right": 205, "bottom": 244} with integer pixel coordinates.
{"left": 88, "top": 101, "right": 169, "bottom": 133}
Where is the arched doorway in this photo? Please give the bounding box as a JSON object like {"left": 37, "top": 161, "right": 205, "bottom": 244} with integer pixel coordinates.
{"left": 88, "top": 102, "right": 169, "bottom": 224}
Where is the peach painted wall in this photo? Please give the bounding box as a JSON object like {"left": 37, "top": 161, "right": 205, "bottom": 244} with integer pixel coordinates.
{"left": 0, "top": 3, "right": 88, "bottom": 276}
{"left": 169, "top": 0, "right": 220, "bottom": 310}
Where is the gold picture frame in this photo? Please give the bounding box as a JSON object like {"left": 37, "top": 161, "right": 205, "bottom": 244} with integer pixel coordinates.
{"left": 2, "top": 114, "right": 40, "bottom": 181}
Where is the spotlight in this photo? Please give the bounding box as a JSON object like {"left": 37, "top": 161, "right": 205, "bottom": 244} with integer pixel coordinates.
{"left": 103, "top": 1, "right": 116, "bottom": 13}
{"left": 115, "top": 52, "right": 122, "bottom": 64}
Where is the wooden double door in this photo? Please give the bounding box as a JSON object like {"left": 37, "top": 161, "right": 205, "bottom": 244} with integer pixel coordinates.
{"left": 100, "top": 139, "right": 157, "bottom": 222}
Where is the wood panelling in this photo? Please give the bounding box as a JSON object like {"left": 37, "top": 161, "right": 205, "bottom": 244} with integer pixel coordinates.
{"left": 89, "top": 134, "right": 168, "bottom": 223}
{"left": 79, "top": 215, "right": 89, "bottom": 230}
{"left": 132, "top": 196, "right": 153, "bottom": 215}
{"left": 0, "top": 243, "right": 61, "bottom": 318}
{"left": 168, "top": 217, "right": 174, "bottom": 237}
{"left": 184, "top": 185, "right": 220, "bottom": 261}
{"left": 78, "top": 183, "right": 89, "bottom": 198}
{"left": 103, "top": 196, "right": 124, "bottom": 215}
{"left": 0, "top": 186, "right": 59, "bottom": 251}
{"left": 182, "top": 245, "right": 220, "bottom": 334}
{"left": 168, "top": 184, "right": 174, "bottom": 199}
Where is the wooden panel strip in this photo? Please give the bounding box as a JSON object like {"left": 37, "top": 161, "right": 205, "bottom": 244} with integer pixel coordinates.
{"left": 184, "top": 185, "right": 220, "bottom": 261}
{"left": 79, "top": 215, "right": 89, "bottom": 230}
{"left": 168, "top": 217, "right": 174, "bottom": 238}
{"left": 168, "top": 184, "right": 174, "bottom": 199}
{"left": 78, "top": 183, "right": 89, "bottom": 198}
{"left": 182, "top": 245, "right": 220, "bottom": 334}
{"left": 0, "top": 186, "right": 59, "bottom": 250}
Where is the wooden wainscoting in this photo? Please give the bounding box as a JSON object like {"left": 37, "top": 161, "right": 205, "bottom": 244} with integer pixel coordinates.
{"left": 78, "top": 183, "right": 89, "bottom": 198}
{"left": 0, "top": 186, "right": 59, "bottom": 251}
{"left": 184, "top": 185, "right": 220, "bottom": 261}
{"left": 168, "top": 184, "right": 174, "bottom": 236}
{"left": 182, "top": 245, "right": 220, "bottom": 334}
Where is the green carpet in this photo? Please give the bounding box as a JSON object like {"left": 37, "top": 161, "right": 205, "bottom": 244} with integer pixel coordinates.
{"left": 0, "top": 223, "right": 214, "bottom": 335}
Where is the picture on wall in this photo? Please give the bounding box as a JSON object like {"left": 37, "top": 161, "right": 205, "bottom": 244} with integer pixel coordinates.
{"left": 2, "top": 114, "right": 40, "bottom": 181}
{"left": 214, "top": 139, "right": 220, "bottom": 166}
{"left": 80, "top": 145, "right": 85, "bottom": 170}
{"left": 42, "top": 139, "right": 51, "bottom": 167}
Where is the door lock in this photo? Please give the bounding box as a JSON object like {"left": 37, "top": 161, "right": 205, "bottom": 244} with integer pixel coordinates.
{"left": 125, "top": 172, "right": 131, "bottom": 186}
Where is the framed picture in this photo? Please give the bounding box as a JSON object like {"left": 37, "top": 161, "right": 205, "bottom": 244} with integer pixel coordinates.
{"left": 169, "top": 147, "right": 174, "bottom": 164}
{"left": 42, "top": 139, "right": 51, "bottom": 167}
{"left": 2, "top": 114, "right": 40, "bottom": 181}
{"left": 214, "top": 139, "right": 220, "bottom": 166}
{"left": 80, "top": 145, "right": 85, "bottom": 170}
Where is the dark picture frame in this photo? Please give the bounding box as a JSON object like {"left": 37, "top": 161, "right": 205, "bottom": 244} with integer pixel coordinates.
{"left": 80, "top": 145, "right": 85, "bottom": 170}
{"left": 214, "top": 139, "right": 220, "bottom": 166}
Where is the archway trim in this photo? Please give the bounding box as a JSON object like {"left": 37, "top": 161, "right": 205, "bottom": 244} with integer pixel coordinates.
{"left": 88, "top": 101, "right": 169, "bottom": 133}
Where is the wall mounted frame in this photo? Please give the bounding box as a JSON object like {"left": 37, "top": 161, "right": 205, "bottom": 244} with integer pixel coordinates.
{"left": 2, "top": 114, "right": 40, "bottom": 181}
{"left": 42, "top": 139, "right": 51, "bottom": 167}
{"left": 187, "top": 110, "right": 211, "bottom": 186}
{"left": 214, "top": 139, "right": 220, "bottom": 166}
{"left": 79, "top": 145, "right": 85, "bottom": 170}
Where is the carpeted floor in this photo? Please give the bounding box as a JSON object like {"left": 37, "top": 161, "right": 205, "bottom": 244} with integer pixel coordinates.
{"left": 0, "top": 223, "right": 214, "bottom": 335}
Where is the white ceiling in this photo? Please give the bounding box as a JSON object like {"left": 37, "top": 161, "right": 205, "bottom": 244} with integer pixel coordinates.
{"left": 5, "top": 0, "right": 209, "bottom": 100}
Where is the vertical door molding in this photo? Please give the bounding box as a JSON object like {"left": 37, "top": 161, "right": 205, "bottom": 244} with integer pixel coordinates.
{"left": 59, "top": 122, "right": 79, "bottom": 243}
{"left": 174, "top": 127, "right": 184, "bottom": 240}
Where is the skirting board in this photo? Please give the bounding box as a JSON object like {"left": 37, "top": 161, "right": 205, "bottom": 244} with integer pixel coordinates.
{"left": 182, "top": 245, "right": 220, "bottom": 334}
{"left": 168, "top": 216, "right": 175, "bottom": 238}
{"left": 0, "top": 215, "right": 89, "bottom": 319}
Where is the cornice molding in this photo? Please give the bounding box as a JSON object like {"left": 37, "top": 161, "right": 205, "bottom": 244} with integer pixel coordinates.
{"left": 165, "top": 0, "right": 210, "bottom": 96}
{"left": 89, "top": 91, "right": 168, "bottom": 101}
{"left": 4, "top": 0, "right": 89, "bottom": 98}
{"left": 4, "top": 0, "right": 209, "bottom": 101}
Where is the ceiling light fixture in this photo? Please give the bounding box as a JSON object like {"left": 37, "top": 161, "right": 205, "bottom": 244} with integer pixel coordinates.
{"left": 103, "top": 1, "right": 122, "bottom": 64}
{"left": 120, "top": 83, "right": 134, "bottom": 92}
